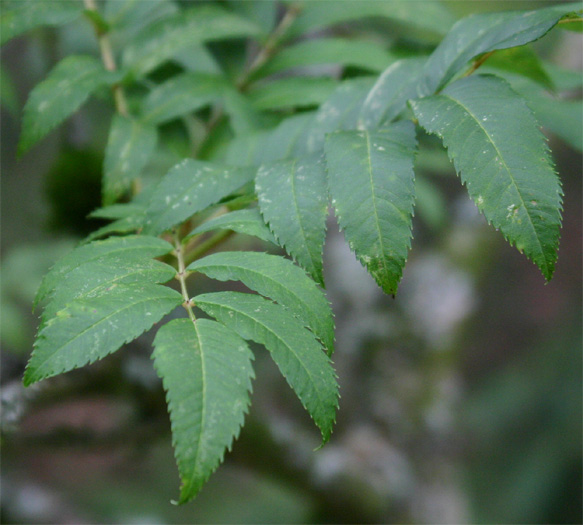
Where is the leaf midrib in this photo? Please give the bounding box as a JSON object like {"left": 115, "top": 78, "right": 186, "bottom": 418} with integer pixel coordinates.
{"left": 33, "top": 288, "right": 178, "bottom": 378}
{"left": 441, "top": 92, "right": 547, "bottom": 269}
{"left": 289, "top": 160, "right": 318, "bottom": 273}
{"left": 200, "top": 298, "right": 330, "bottom": 431}
{"left": 192, "top": 257, "right": 331, "bottom": 349}
{"left": 39, "top": 241, "right": 171, "bottom": 303}
{"left": 364, "top": 132, "right": 391, "bottom": 279}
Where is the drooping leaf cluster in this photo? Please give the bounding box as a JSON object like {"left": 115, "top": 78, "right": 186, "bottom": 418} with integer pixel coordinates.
{"left": 6, "top": 0, "right": 579, "bottom": 504}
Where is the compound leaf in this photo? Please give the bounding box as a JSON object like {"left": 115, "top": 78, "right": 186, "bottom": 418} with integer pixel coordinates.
{"left": 1, "top": 0, "right": 82, "bottom": 46}
{"left": 418, "top": 3, "right": 580, "bottom": 96}
{"left": 195, "top": 291, "right": 338, "bottom": 444}
{"left": 141, "top": 73, "right": 227, "bottom": 125}
{"left": 35, "top": 235, "right": 174, "bottom": 308}
{"left": 153, "top": 318, "right": 254, "bottom": 504}
{"left": 325, "top": 121, "right": 417, "bottom": 295}
{"left": 256, "top": 155, "right": 328, "bottom": 286}
{"left": 144, "top": 160, "right": 255, "bottom": 236}
{"left": 19, "top": 55, "right": 118, "bottom": 155}
{"left": 24, "top": 283, "right": 183, "bottom": 386}
{"left": 410, "top": 74, "right": 562, "bottom": 280}
{"left": 185, "top": 208, "right": 276, "bottom": 245}
{"left": 188, "top": 251, "right": 334, "bottom": 354}
{"left": 122, "top": 5, "right": 260, "bottom": 77}
{"left": 103, "top": 115, "right": 158, "bottom": 205}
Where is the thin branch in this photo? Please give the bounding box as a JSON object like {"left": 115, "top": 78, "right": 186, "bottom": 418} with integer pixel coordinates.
{"left": 83, "top": 0, "right": 129, "bottom": 117}
{"left": 194, "top": 3, "right": 301, "bottom": 156}
{"left": 236, "top": 2, "right": 303, "bottom": 91}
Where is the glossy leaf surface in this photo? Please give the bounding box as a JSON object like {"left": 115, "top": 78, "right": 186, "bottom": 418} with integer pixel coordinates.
{"left": 411, "top": 74, "right": 562, "bottom": 280}
{"left": 256, "top": 155, "right": 328, "bottom": 285}
{"left": 103, "top": 115, "right": 158, "bottom": 205}
{"left": 418, "top": 4, "right": 579, "bottom": 96}
{"left": 122, "top": 5, "right": 260, "bottom": 77}
{"left": 19, "top": 56, "right": 117, "bottom": 154}
{"left": 153, "top": 318, "right": 254, "bottom": 503}
{"left": 325, "top": 121, "right": 417, "bottom": 295}
{"left": 195, "top": 291, "right": 338, "bottom": 443}
{"left": 186, "top": 209, "right": 276, "bottom": 245}
{"left": 1, "top": 0, "right": 82, "bottom": 45}
{"left": 35, "top": 235, "right": 174, "bottom": 307}
{"left": 25, "top": 283, "right": 182, "bottom": 385}
{"left": 141, "top": 73, "right": 227, "bottom": 125}
{"left": 188, "top": 251, "right": 334, "bottom": 353}
{"left": 256, "top": 38, "right": 392, "bottom": 79}
{"left": 144, "top": 160, "right": 255, "bottom": 235}
{"left": 41, "top": 258, "right": 176, "bottom": 325}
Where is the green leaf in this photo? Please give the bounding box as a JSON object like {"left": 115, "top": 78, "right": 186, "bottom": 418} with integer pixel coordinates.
{"left": 41, "top": 257, "right": 176, "bottom": 326}
{"left": 195, "top": 291, "right": 338, "bottom": 443}
{"left": 492, "top": 69, "right": 582, "bottom": 152}
{"left": 185, "top": 209, "right": 276, "bottom": 245}
{"left": 222, "top": 87, "right": 268, "bottom": 135}
{"left": 1, "top": 0, "right": 82, "bottom": 46}
{"left": 103, "top": 115, "right": 158, "bottom": 205}
{"left": 153, "top": 318, "right": 254, "bottom": 504}
{"left": 89, "top": 203, "right": 146, "bottom": 220}
{"left": 105, "top": 0, "right": 176, "bottom": 33}
{"left": 141, "top": 73, "right": 227, "bottom": 125}
{"left": 255, "top": 38, "right": 392, "bottom": 79}
{"left": 256, "top": 155, "right": 328, "bottom": 286}
{"left": 86, "top": 203, "right": 148, "bottom": 242}
{"left": 24, "top": 283, "right": 183, "bottom": 386}
{"left": 143, "top": 160, "right": 255, "bottom": 236}
{"left": 247, "top": 77, "right": 338, "bottom": 110}
{"left": 122, "top": 5, "right": 260, "bottom": 77}
{"left": 287, "top": 1, "right": 455, "bottom": 39}
{"left": 325, "top": 121, "right": 418, "bottom": 295}
{"left": 482, "top": 46, "right": 554, "bottom": 91}
{"left": 188, "top": 251, "right": 334, "bottom": 354}
{"left": 303, "top": 78, "right": 375, "bottom": 154}
{"left": 35, "top": 235, "right": 174, "bottom": 308}
{"left": 418, "top": 4, "right": 580, "bottom": 96}
{"left": 19, "top": 56, "right": 118, "bottom": 155}
{"left": 255, "top": 113, "right": 315, "bottom": 163}
{"left": 410, "top": 74, "right": 562, "bottom": 280}
{"left": 357, "top": 58, "right": 425, "bottom": 129}
{"left": 224, "top": 112, "right": 316, "bottom": 166}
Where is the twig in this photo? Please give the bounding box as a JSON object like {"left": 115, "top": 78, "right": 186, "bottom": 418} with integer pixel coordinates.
{"left": 83, "top": 0, "right": 129, "bottom": 117}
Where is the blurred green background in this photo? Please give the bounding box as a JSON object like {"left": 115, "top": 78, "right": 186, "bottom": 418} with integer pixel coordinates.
{"left": 1, "top": 1, "right": 581, "bottom": 523}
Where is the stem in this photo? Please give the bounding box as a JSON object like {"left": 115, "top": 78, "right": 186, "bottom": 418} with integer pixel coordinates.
{"left": 195, "top": 3, "right": 301, "bottom": 156}
{"left": 558, "top": 17, "right": 583, "bottom": 24}
{"left": 462, "top": 50, "right": 495, "bottom": 79}
{"left": 174, "top": 233, "right": 196, "bottom": 323}
{"left": 83, "top": 0, "right": 129, "bottom": 117}
{"left": 236, "top": 2, "right": 302, "bottom": 91}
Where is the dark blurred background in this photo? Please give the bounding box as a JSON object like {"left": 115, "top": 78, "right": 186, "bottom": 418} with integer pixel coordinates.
{"left": 1, "top": 1, "right": 581, "bottom": 523}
